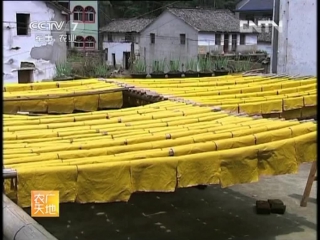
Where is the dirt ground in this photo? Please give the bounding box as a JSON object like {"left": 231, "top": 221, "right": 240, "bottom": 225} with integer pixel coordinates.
{"left": 24, "top": 163, "right": 317, "bottom": 240}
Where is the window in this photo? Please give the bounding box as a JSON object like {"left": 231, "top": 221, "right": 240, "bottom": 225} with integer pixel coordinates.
{"left": 73, "top": 6, "right": 84, "bottom": 21}
{"left": 125, "top": 33, "right": 132, "bottom": 42}
{"left": 180, "top": 34, "right": 186, "bottom": 44}
{"left": 84, "top": 6, "right": 95, "bottom": 22}
{"left": 150, "top": 33, "right": 155, "bottom": 44}
{"left": 85, "top": 36, "right": 96, "bottom": 48}
{"left": 240, "top": 34, "right": 246, "bottom": 45}
{"left": 107, "top": 33, "right": 113, "bottom": 42}
{"left": 215, "top": 34, "right": 221, "bottom": 45}
{"left": 74, "top": 36, "right": 84, "bottom": 48}
{"left": 16, "top": 13, "right": 30, "bottom": 36}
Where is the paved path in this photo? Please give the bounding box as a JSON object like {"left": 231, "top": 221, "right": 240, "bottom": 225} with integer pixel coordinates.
{"left": 25, "top": 163, "right": 317, "bottom": 240}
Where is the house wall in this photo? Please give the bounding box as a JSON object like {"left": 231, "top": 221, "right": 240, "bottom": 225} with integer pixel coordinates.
{"left": 3, "top": 1, "right": 67, "bottom": 84}
{"left": 241, "top": 34, "right": 258, "bottom": 52}
{"left": 198, "top": 32, "right": 257, "bottom": 54}
{"left": 257, "top": 42, "right": 272, "bottom": 56}
{"left": 70, "top": 0, "right": 99, "bottom": 49}
{"left": 276, "top": 0, "right": 316, "bottom": 76}
{"left": 238, "top": 11, "right": 273, "bottom": 22}
{"left": 139, "top": 11, "right": 198, "bottom": 73}
{"left": 102, "top": 33, "right": 140, "bottom": 67}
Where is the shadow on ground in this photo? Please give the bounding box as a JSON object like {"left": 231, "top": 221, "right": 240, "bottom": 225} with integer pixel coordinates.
{"left": 24, "top": 182, "right": 316, "bottom": 240}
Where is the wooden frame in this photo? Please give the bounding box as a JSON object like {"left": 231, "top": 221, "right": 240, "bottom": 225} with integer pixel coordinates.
{"left": 300, "top": 161, "right": 317, "bottom": 207}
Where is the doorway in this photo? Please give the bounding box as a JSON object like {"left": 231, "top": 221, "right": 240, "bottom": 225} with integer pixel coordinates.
{"left": 231, "top": 34, "right": 237, "bottom": 52}
{"left": 224, "top": 34, "right": 229, "bottom": 53}
{"left": 123, "top": 52, "right": 131, "bottom": 70}
{"left": 112, "top": 53, "right": 116, "bottom": 68}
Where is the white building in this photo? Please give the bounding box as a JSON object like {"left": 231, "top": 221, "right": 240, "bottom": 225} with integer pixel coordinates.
{"left": 274, "top": 0, "right": 316, "bottom": 76}
{"left": 100, "top": 18, "right": 154, "bottom": 69}
{"left": 3, "top": 1, "right": 69, "bottom": 84}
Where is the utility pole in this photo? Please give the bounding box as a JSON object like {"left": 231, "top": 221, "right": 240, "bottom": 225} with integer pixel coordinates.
{"left": 130, "top": 33, "right": 135, "bottom": 69}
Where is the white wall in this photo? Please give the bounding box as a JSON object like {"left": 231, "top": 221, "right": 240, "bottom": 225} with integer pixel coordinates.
{"left": 276, "top": 0, "right": 316, "bottom": 76}
{"left": 245, "top": 34, "right": 257, "bottom": 46}
{"left": 198, "top": 33, "right": 215, "bottom": 46}
{"left": 3, "top": 1, "right": 66, "bottom": 84}
{"left": 102, "top": 32, "right": 140, "bottom": 67}
{"left": 257, "top": 42, "right": 272, "bottom": 56}
{"left": 198, "top": 32, "right": 258, "bottom": 53}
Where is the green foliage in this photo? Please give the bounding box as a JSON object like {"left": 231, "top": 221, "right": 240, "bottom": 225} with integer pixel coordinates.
{"left": 55, "top": 61, "right": 72, "bottom": 78}
{"left": 152, "top": 59, "right": 166, "bottom": 73}
{"left": 185, "top": 58, "right": 198, "bottom": 72}
{"left": 132, "top": 59, "right": 146, "bottom": 73}
{"left": 168, "top": 59, "right": 181, "bottom": 72}
{"left": 109, "top": 0, "right": 239, "bottom": 18}
{"left": 213, "top": 56, "right": 229, "bottom": 70}
{"left": 198, "top": 56, "right": 212, "bottom": 72}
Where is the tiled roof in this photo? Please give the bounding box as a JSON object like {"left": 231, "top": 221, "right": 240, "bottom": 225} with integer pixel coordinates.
{"left": 100, "top": 18, "right": 154, "bottom": 33}
{"left": 235, "top": 0, "right": 273, "bottom": 11}
{"left": 167, "top": 8, "right": 241, "bottom": 32}
{"left": 257, "top": 27, "right": 272, "bottom": 42}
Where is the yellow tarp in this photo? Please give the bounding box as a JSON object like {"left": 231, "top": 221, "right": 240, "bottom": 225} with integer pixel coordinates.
{"left": 3, "top": 99, "right": 317, "bottom": 207}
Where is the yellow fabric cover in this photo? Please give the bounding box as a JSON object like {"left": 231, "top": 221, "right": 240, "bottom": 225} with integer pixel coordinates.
{"left": 47, "top": 97, "right": 75, "bottom": 113}
{"left": 220, "top": 146, "right": 259, "bottom": 187}
{"left": 76, "top": 162, "right": 132, "bottom": 203}
{"left": 257, "top": 138, "right": 298, "bottom": 176}
{"left": 17, "top": 166, "right": 78, "bottom": 207}
{"left": 74, "top": 94, "right": 99, "bottom": 112}
{"left": 99, "top": 92, "right": 123, "bottom": 109}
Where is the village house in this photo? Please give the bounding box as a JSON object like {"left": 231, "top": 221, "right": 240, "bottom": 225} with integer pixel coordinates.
{"left": 235, "top": 0, "right": 273, "bottom": 56}
{"left": 57, "top": 0, "right": 99, "bottom": 50}
{"left": 139, "top": 7, "right": 259, "bottom": 73}
{"left": 100, "top": 18, "right": 154, "bottom": 69}
{"left": 3, "top": 1, "right": 70, "bottom": 83}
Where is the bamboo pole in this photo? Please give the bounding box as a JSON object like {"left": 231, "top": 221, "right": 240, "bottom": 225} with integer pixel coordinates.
{"left": 3, "top": 169, "right": 17, "bottom": 179}
{"left": 3, "top": 194, "right": 57, "bottom": 240}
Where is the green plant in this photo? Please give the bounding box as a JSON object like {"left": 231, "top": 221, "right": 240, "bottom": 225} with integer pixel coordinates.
{"left": 168, "top": 59, "right": 181, "bottom": 72}
{"left": 256, "top": 50, "right": 268, "bottom": 55}
{"left": 232, "top": 58, "right": 252, "bottom": 73}
{"left": 55, "top": 61, "right": 72, "bottom": 78}
{"left": 132, "top": 59, "right": 146, "bottom": 73}
{"left": 152, "top": 59, "right": 166, "bottom": 73}
{"left": 93, "top": 64, "right": 110, "bottom": 77}
{"left": 185, "top": 59, "right": 197, "bottom": 72}
{"left": 213, "top": 56, "right": 229, "bottom": 70}
{"left": 198, "top": 56, "right": 212, "bottom": 72}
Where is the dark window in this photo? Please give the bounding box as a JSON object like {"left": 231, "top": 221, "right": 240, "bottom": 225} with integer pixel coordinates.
{"left": 150, "top": 33, "right": 155, "bottom": 44}
{"left": 107, "top": 33, "right": 113, "bottom": 42}
{"left": 73, "top": 6, "right": 84, "bottom": 21}
{"left": 215, "top": 34, "right": 221, "bottom": 45}
{"left": 180, "top": 34, "right": 186, "bottom": 44}
{"left": 16, "top": 13, "right": 30, "bottom": 36}
{"left": 85, "top": 36, "right": 95, "bottom": 48}
{"left": 232, "top": 34, "right": 237, "bottom": 51}
{"left": 84, "top": 6, "right": 95, "bottom": 22}
{"left": 240, "top": 34, "right": 246, "bottom": 45}
{"left": 125, "top": 33, "right": 132, "bottom": 41}
{"left": 74, "top": 36, "right": 84, "bottom": 48}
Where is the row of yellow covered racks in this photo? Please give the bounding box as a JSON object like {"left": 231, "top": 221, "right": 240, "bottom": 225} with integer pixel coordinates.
{"left": 3, "top": 75, "right": 317, "bottom": 208}
{"left": 3, "top": 79, "right": 125, "bottom": 113}
{"left": 110, "top": 74, "right": 317, "bottom": 119}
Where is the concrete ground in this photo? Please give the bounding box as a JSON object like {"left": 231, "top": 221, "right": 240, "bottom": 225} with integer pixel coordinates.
{"left": 26, "top": 163, "right": 317, "bottom": 240}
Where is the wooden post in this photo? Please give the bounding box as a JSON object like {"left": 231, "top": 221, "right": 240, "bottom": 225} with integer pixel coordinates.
{"left": 3, "top": 194, "right": 57, "bottom": 240}
{"left": 300, "top": 161, "right": 317, "bottom": 207}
